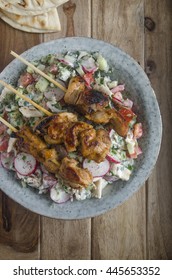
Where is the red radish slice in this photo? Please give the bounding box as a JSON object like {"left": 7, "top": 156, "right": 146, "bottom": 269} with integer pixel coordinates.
{"left": 104, "top": 175, "right": 119, "bottom": 182}
{"left": 0, "top": 152, "right": 15, "bottom": 170}
{"left": 112, "top": 92, "right": 123, "bottom": 102}
{"left": 44, "top": 87, "right": 64, "bottom": 101}
{"left": 123, "top": 98, "right": 133, "bottom": 108}
{"left": 111, "top": 84, "right": 125, "bottom": 93}
{"left": 14, "top": 152, "right": 37, "bottom": 176}
{"left": 83, "top": 159, "right": 110, "bottom": 177}
{"left": 50, "top": 184, "right": 70, "bottom": 203}
{"left": 106, "top": 154, "right": 120, "bottom": 164}
{"left": 43, "top": 173, "right": 58, "bottom": 189}
{"left": 81, "top": 57, "right": 97, "bottom": 72}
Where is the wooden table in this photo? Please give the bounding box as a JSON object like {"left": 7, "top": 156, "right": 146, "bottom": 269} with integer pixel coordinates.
{"left": 0, "top": 0, "right": 171, "bottom": 260}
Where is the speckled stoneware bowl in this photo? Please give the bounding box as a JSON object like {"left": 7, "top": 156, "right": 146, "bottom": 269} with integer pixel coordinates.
{"left": 0, "top": 37, "right": 162, "bottom": 219}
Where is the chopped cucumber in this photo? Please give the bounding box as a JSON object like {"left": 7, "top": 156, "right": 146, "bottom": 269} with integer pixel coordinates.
{"left": 26, "top": 66, "right": 34, "bottom": 74}
{"left": 59, "top": 68, "right": 72, "bottom": 82}
{"left": 97, "top": 54, "right": 109, "bottom": 72}
{"left": 35, "top": 77, "right": 49, "bottom": 92}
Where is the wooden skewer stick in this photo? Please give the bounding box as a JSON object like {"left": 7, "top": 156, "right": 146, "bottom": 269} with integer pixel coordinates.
{"left": 10, "top": 51, "right": 67, "bottom": 93}
{"left": 0, "top": 80, "right": 53, "bottom": 117}
{"left": 0, "top": 116, "right": 18, "bottom": 133}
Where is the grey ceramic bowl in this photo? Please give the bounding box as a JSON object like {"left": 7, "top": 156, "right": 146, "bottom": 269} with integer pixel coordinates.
{"left": 0, "top": 37, "right": 162, "bottom": 219}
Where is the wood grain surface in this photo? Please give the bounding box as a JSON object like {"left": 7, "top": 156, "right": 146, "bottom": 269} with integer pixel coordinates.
{"left": 145, "top": 0, "right": 172, "bottom": 260}
{"left": 0, "top": 0, "right": 171, "bottom": 260}
{"left": 0, "top": 21, "right": 41, "bottom": 260}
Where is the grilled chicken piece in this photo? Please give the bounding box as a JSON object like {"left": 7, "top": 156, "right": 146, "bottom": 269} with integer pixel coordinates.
{"left": 64, "top": 76, "right": 86, "bottom": 104}
{"left": 59, "top": 157, "right": 93, "bottom": 189}
{"left": 80, "top": 128, "right": 111, "bottom": 163}
{"left": 65, "top": 76, "right": 109, "bottom": 114}
{"left": 86, "top": 109, "right": 129, "bottom": 137}
{"left": 76, "top": 89, "right": 109, "bottom": 114}
{"left": 16, "top": 126, "right": 47, "bottom": 152}
{"left": 35, "top": 111, "right": 110, "bottom": 161}
{"left": 35, "top": 112, "right": 78, "bottom": 134}
{"left": 15, "top": 126, "right": 60, "bottom": 173}
{"left": 35, "top": 112, "right": 78, "bottom": 145}
{"left": 47, "top": 121, "right": 93, "bottom": 152}
{"left": 64, "top": 121, "right": 93, "bottom": 152}
{"left": 46, "top": 122, "right": 69, "bottom": 144}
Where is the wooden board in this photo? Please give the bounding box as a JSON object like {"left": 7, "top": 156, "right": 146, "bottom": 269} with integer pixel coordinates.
{"left": 91, "top": 0, "right": 146, "bottom": 260}
{"left": 145, "top": 0, "right": 172, "bottom": 259}
{"left": 0, "top": 21, "right": 41, "bottom": 260}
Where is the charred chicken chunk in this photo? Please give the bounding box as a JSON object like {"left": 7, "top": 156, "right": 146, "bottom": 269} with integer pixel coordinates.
{"left": 86, "top": 109, "right": 129, "bottom": 137}
{"left": 35, "top": 112, "right": 78, "bottom": 145}
{"left": 59, "top": 157, "right": 93, "bottom": 189}
{"left": 80, "top": 128, "right": 111, "bottom": 163}
{"left": 64, "top": 76, "right": 86, "bottom": 105}
{"left": 64, "top": 121, "right": 93, "bottom": 152}
{"left": 65, "top": 76, "right": 109, "bottom": 113}
{"left": 35, "top": 112, "right": 78, "bottom": 134}
{"left": 34, "top": 112, "right": 111, "bottom": 162}
{"left": 15, "top": 126, "right": 60, "bottom": 173}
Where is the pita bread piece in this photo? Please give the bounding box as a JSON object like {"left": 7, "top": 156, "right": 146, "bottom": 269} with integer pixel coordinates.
{"left": 0, "top": 7, "right": 61, "bottom": 33}
{"left": 0, "top": 0, "right": 68, "bottom": 16}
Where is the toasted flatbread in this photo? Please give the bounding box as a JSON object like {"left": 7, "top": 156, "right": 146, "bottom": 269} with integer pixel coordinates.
{"left": 0, "top": 0, "right": 68, "bottom": 15}
{"left": 0, "top": 7, "right": 61, "bottom": 33}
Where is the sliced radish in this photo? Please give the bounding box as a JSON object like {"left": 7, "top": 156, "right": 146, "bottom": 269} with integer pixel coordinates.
{"left": 0, "top": 152, "right": 15, "bottom": 170}
{"left": 123, "top": 98, "right": 133, "bottom": 108}
{"left": 111, "top": 84, "right": 125, "bottom": 93}
{"left": 106, "top": 154, "right": 120, "bottom": 164}
{"left": 44, "top": 87, "right": 64, "bottom": 101}
{"left": 50, "top": 183, "right": 70, "bottom": 203}
{"left": 43, "top": 173, "right": 58, "bottom": 189}
{"left": 81, "top": 57, "right": 97, "bottom": 73}
{"left": 112, "top": 92, "right": 124, "bottom": 102}
{"left": 83, "top": 158, "right": 110, "bottom": 177}
{"left": 14, "top": 152, "right": 37, "bottom": 176}
{"left": 104, "top": 174, "right": 119, "bottom": 182}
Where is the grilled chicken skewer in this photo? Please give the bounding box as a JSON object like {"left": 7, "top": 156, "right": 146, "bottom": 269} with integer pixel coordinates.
{"left": 34, "top": 112, "right": 111, "bottom": 163}
{"left": 0, "top": 117, "right": 93, "bottom": 189}
{"left": 14, "top": 125, "right": 93, "bottom": 189}
{"left": 9, "top": 52, "right": 132, "bottom": 137}
{"left": 64, "top": 76, "right": 133, "bottom": 137}
{"left": 0, "top": 78, "right": 111, "bottom": 162}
